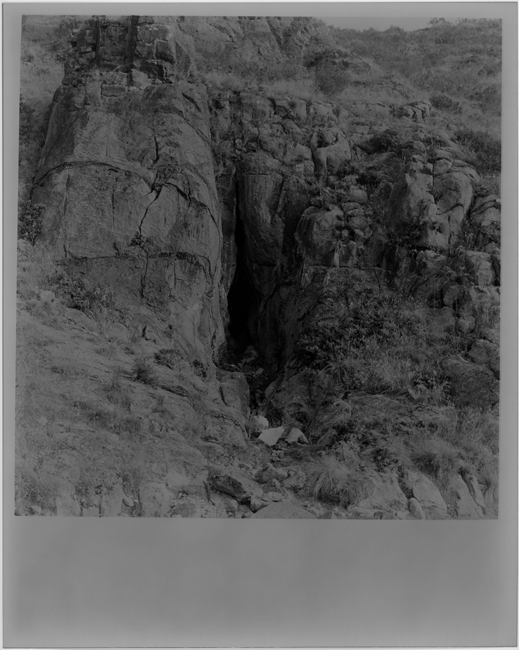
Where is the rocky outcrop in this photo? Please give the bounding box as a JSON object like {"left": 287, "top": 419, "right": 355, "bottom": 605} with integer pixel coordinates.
{"left": 441, "top": 356, "right": 499, "bottom": 409}
{"left": 33, "top": 18, "right": 225, "bottom": 367}
{"left": 19, "top": 15, "right": 500, "bottom": 519}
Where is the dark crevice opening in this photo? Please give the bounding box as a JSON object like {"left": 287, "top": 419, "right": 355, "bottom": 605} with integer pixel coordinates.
{"left": 226, "top": 209, "right": 260, "bottom": 363}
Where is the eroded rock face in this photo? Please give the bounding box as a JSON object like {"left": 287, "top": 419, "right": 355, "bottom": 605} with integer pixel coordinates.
{"left": 33, "top": 18, "right": 224, "bottom": 364}
{"left": 23, "top": 15, "right": 500, "bottom": 519}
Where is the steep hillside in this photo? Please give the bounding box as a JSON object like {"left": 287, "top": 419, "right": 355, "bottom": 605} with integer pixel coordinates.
{"left": 16, "top": 16, "right": 500, "bottom": 519}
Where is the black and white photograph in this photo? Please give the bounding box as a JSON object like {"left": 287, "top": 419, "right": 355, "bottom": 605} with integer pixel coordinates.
{"left": 14, "top": 10, "right": 505, "bottom": 521}
{"left": 5, "top": 3, "right": 518, "bottom": 647}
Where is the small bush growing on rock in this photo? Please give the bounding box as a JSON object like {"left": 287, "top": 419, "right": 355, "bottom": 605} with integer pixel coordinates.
{"left": 155, "top": 348, "right": 181, "bottom": 369}
{"left": 131, "top": 357, "right": 157, "bottom": 386}
{"left": 455, "top": 128, "right": 501, "bottom": 175}
{"left": 16, "top": 462, "right": 61, "bottom": 512}
{"left": 193, "top": 359, "right": 207, "bottom": 379}
{"left": 306, "top": 47, "right": 350, "bottom": 97}
{"left": 430, "top": 93, "right": 463, "bottom": 114}
{"left": 18, "top": 200, "right": 45, "bottom": 245}
{"left": 52, "top": 273, "right": 115, "bottom": 318}
{"left": 368, "top": 128, "right": 401, "bottom": 153}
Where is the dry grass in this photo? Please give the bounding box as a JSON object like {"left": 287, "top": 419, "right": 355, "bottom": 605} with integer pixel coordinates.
{"left": 203, "top": 70, "right": 249, "bottom": 93}
{"left": 263, "top": 78, "right": 325, "bottom": 102}
{"left": 105, "top": 368, "right": 132, "bottom": 411}
{"left": 305, "top": 455, "right": 369, "bottom": 508}
{"left": 17, "top": 243, "right": 58, "bottom": 298}
{"left": 411, "top": 437, "right": 467, "bottom": 487}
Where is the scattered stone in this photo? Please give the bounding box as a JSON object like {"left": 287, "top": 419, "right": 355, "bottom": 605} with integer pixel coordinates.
{"left": 249, "top": 414, "right": 269, "bottom": 434}
{"left": 258, "top": 465, "right": 289, "bottom": 483}
{"left": 263, "top": 478, "right": 282, "bottom": 492}
{"left": 39, "top": 290, "right": 56, "bottom": 305}
{"left": 282, "top": 468, "right": 307, "bottom": 491}
{"left": 319, "top": 510, "right": 335, "bottom": 519}
{"left": 305, "top": 502, "right": 327, "bottom": 518}
{"left": 209, "top": 468, "right": 262, "bottom": 503}
{"left": 122, "top": 496, "right": 134, "bottom": 507}
{"left": 249, "top": 496, "right": 268, "bottom": 513}
{"left": 30, "top": 505, "right": 42, "bottom": 515}
{"left": 263, "top": 491, "right": 283, "bottom": 502}
{"left": 258, "top": 426, "right": 285, "bottom": 447}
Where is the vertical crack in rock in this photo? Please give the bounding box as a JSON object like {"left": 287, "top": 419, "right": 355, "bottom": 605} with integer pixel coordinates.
{"left": 94, "top": 17, "right": 102, "bottom": 66}
{"left": 226, "top": 189, "right": 260, "bottom": 362}
{"left": 125, "top": 15, "right": 139, "bottom": 72}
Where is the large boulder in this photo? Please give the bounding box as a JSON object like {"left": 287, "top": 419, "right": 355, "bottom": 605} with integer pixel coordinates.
{"left": 448, "top": 475, "right": 484, "bottom": 518}
{"left": 470, "top": 195, "right": 501, "bottom": 245}
{"left": 357, "top": 470, "right": 408, "bottom": 514}
{"left": 468, "top": 339, "right": 500, "bottom": 378}
{"left": 405, "top": 470, "right": 448, "bottom": 519}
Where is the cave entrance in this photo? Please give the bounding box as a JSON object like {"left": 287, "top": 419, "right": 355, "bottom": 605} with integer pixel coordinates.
{"left": 226, "top": 214, "right": 259, "bottom": 362}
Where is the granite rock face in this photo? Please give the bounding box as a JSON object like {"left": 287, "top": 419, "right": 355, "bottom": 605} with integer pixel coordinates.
{"left": 33, "top": 18, "right": 225, "bottom": 366}
{"left": 20, "top": 16, "right": 500, "bottom": 519}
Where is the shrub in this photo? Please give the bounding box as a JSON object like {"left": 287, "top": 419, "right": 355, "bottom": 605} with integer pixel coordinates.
{"left": 193, "top": 359, "right": 207, "bottom": 379}
{"left": 430, "top": 93, "right": 463, "bottom": 114}
{"left": 305, "top": 455, "right": 369, "bottom": 508}
{"left": 131, "top": 357, "right": 157, "bottom": 386}
{"left": 155, "top": 348, "right": 180, "bottom": 369}
{"left": 456, "top": 128, "right": 501, "bottom": 175}
{"left": 18, "top": 200, "right": 45, "bottom": 245}
{"left": 16, "top": 462, "right": 61, "bottom": 512}
{"left": 51, "top": 273, "right": 115, "bottom": 317}
{"left": 306, "top": 47, "right": 350, "bottom": 97}
{"left": 293, "top": 292, "right": 406, "bottom": 371}
{"left": 368, "top": 128, "right": 402, "bottom": 153}
{"left": 105, "top": 369, "right": 131, "bottom": 411}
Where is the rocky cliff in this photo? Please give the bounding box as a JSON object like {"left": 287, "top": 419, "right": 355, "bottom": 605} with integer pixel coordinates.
{"left": 16, "top": 16, "right": 501, "bottom": 518}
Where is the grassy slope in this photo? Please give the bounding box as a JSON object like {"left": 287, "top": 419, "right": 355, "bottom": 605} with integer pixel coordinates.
{"left": 331, "top": 19, "right": 501, "bottom": 134}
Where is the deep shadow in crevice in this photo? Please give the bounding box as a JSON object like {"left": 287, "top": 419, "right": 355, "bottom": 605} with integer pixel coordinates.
{"left": 226, "top": 210, "right": 260, "bottom": 362}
